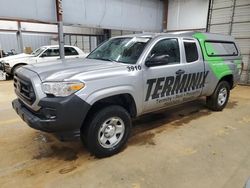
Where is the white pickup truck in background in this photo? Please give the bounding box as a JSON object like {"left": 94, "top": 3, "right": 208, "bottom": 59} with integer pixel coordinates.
{"left": 0, "top": 45, "right": 87, "bottom": 77}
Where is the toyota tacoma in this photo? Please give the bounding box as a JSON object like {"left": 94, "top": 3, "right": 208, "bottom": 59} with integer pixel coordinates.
{"left": 12, "top": 32, "right": 242, "bottom": 157}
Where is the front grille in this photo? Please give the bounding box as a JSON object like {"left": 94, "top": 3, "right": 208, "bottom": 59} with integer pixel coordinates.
{"left": 14, "top": 74, "right": 36, "bottom": 105}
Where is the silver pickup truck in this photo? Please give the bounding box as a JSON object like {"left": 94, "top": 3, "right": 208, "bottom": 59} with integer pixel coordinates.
{"left": 12, "top": 32, "right": 242, "bottom": 157}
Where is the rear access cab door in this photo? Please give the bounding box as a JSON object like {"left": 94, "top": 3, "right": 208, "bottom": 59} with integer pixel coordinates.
{"left": 142, "top": 37, "right": 208, "bottom": 113}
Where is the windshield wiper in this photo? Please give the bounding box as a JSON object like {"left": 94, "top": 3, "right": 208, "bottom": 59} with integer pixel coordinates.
{"left": 107, "top": 58, "right": 120, "bottom": 63}
{"left": 108, "top": 58, "right": 127, "bottom": 64}
{"left": 88, "top": 57, "right": 120, "bottom": 63}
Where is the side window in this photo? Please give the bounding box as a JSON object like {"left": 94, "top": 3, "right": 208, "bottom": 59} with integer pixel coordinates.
{"left": 148, "top": 38, "right": 180, "bottom": 65}
{"left": 184, "top": 41, "right": 199, "bottom": 62}
{"left": 205, "top": 41, "right": 238, "bottom": 56}
{"left": 42, "top": 48, "right": 60, "bottom": 57}
{"left": 65, "top": 47, "right": 79, "bottom": 56}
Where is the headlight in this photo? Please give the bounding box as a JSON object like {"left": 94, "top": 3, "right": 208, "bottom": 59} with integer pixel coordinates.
{"left": 42, "top": 81, "right": 85, "bottom": 97}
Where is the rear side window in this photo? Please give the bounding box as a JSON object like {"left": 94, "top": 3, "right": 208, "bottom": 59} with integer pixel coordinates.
{"left": 64, "top": 47, "right": 79, "bottom": 56}
{"left": 184, "top": 41, "right": 198, "bottom": 62}
{"left": 205, "top": 41, "right": 238, "bottom": 56}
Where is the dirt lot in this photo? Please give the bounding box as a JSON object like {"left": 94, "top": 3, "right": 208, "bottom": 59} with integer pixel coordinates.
{"left": 0, "top": 80, "right": 250, "bottom": 188}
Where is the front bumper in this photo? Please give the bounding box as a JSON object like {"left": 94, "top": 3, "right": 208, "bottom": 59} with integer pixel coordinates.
{"left": 12, "top": 94, "right": 91, "bottom": 135}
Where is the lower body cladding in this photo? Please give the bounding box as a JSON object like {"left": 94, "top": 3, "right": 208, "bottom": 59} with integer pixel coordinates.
{"left": 12, "top": 94, "right": 91, "bottom": 140}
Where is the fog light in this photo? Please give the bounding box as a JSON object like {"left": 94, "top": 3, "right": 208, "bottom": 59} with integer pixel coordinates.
{"left": 41, "top": 108, "right": 57, "bottom": 119}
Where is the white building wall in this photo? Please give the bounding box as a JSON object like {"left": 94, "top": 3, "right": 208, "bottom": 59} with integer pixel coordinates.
{"left": 167, "top": 0, "right": 209, "bottom": 31}
{"left": 0, "top": 32, "right": 18, "bottom": 52}
{"left": 0, "top": 0, "right": 164, "bottom": 32}
{"left": 0, "top": 32, "right": 56, "bottom": 52}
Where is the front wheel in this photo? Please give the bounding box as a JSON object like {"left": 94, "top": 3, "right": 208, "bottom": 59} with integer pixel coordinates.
{"left": 206, "top": 81, "right": 230, "bottom": 111}
{"left": 81, "top": 105, "right": 131, "bottom": 158}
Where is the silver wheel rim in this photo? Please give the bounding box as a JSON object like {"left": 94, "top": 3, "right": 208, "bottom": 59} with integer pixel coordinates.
{"left": 218, "top": 87, "right": 227, "bottom": 106}
{"left": 98, "top": 117, "right": 125, "bottom": 149}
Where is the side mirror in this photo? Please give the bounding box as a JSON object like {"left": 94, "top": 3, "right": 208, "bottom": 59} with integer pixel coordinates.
{"left": 145, "top": 54, "right": 169, "bottom": 67}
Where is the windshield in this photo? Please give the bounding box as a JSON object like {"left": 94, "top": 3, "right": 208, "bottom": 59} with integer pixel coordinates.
{"left": 87, "top": 37, "right": 150, "bottom": 64}
{"left": 31, "top": 47, "right": 46, "bottom": 57}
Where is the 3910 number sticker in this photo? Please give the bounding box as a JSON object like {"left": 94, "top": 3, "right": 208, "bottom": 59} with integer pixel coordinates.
{"left": 127, "top": 65, "right": 142, "bottom": 72}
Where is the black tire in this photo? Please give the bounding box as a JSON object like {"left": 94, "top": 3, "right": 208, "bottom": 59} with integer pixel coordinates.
{"left": 6, "top": 74, "right": 13, "bottom": 80}
{"left": 206, "top": 81, "right": 230, "bottom": 111}
{"left": 81, "top": 105, "right": 131, "bottom": 158}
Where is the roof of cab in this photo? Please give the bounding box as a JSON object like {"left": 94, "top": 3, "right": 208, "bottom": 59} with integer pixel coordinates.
{"left": 115, "top": 31, "right": 235, "bottom": 42}
{"left": 40, "top": 45, "right": 78, "bottom": 48}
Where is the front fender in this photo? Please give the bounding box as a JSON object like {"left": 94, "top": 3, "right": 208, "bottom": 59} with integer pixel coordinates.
{"left": 83, "top": 85, "right": 140, "bottom": 114}
{"left": 10, "top": 63, "right": 28, "bottom": 73}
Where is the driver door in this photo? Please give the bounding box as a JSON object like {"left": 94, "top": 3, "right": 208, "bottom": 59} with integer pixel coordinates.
{"left": 142, "top": 38, "right": 204, "bottom": 113}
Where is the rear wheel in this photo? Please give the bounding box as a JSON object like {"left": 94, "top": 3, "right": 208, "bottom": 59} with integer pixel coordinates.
{"left": 81, "top": 105, "right": 131, "bottom": 158}
{"left": 206, "top": 81, "right": 230, "bottom": 111}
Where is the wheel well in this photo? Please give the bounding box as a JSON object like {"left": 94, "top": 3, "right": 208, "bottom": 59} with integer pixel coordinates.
{"left": 11, "top": 63, "right": 27, "bottom": 74}
{"left": 91, "top": 94, "right": 136, "bottom": 118}
{"left": 220, "top": 75, "right": 233, "bottom": 89}
{"left": 82, "top": 94, "right": 137, "bottom": 129}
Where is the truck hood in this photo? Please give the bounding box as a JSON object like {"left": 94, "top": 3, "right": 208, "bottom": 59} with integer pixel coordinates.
{"left": 24, "top": 58, "right": 128, "bottom": 82}
{"left": 5, "top": 56, "right": 37, "bottom": 66}
{"left": 0, "top": 53, "right": 32, "bottom": 63}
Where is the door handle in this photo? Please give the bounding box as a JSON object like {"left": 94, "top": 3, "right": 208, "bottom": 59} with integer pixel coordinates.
{"left": 176, "top": 69, "right": 185, "bottom": 75}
